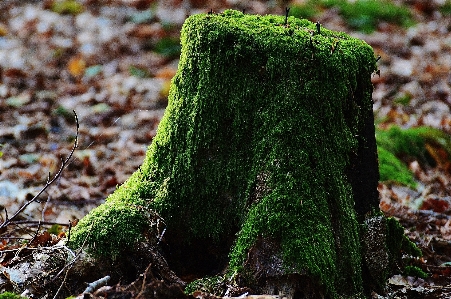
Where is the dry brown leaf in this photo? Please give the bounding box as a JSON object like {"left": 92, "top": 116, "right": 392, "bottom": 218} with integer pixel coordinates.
{"left": 67, "top": 55, "right": 86, "bottom": 77}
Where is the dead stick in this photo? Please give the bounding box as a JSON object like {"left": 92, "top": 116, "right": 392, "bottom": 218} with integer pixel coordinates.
{"left": 8, "top": 220, "right": 71, "bottom": 227}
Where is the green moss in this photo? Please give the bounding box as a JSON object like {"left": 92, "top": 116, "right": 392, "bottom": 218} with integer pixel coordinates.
{"left": 53, "top": 105, "right": 74, "bottom": 122}
{"left": 394, "top": 93, "right": 412, "bottom": 106}
{"left": 0, "top": 292, "right": 25, "bottom": 299}
{"left": 385, "top": 217, "right": 422, "bottom": 277}
{"left": 129, "top": 65, "right": 149, "bottom": 78}
{"left": 376, "top": 125, "right": 451, "bottom": 187}
{"left": 51, "top": 0, "right": 84, "bottom": 15}
{"left": 70, "top": 197, "right": 150, "bottom": 258}
{"left": 47, "top": 224, "right": 63, "bottom": 235}
{"left": 185, "top": 275, "right": 225, "bottom": 296}
{"left": 289, "top": 3, "right": 321, "bottom": 20}
{"left": 154, "top": 37, "right": 181, "bottom": 58}
{"left": 386, "top": 216, "right": 422, "bottom": 260}
{"left": 379, "top": 126, "right": 451, "bottom": 162}
{"left": 403, "top": 265, "right": 428, "bottom": 279}
{"left": 361, "top": 215, "right": 423, "bottom": 292}
{"left": 377, "top": 146, "right": 417, "bottom": 188}
{"left": 377, "top": 126, "right": 427, "bottom": 162}
{"left": 440, "top": 0, "right": 451, "bottom": 14}
{"left": 71, "top": 10, "right": 377, "bottom": 298}
{"left": 319, "top": 0, "right": 414, "bottom": 33}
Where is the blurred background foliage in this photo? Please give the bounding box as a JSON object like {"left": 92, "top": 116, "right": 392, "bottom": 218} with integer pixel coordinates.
{"left": 290, "top": 0, "right": 414, "bottom": 33}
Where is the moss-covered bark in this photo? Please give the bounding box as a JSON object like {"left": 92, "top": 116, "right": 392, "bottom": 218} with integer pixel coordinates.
{"left": 71, "top": 10, "right": 382, "bottom": 298}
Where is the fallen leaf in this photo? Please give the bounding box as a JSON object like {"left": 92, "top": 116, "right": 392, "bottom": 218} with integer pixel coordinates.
{"left": 4, "top": 68, "right": 27, "bottom": 78}
{"left": 29, "top": 231, "right": 52, "bottom": 247}
{"left": 67, "top": 55, "right": 86, "bottom": 77}
{"left": 420, "top": 197, "right": 450, "bottom": 213}
{"left": 155, "top": 66, "right": 177, "bottom": 80}
{"left": 0, "top": 23, "right": 8, "bottom": 36}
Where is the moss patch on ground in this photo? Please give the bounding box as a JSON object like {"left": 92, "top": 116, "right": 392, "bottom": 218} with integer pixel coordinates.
{"left": 0, "top": 293, "right": 26, "bottom": 299}
{"left": 290, "top": 0, "right": 414, "bottom": 33}
{"left": 376, "top": 125, "right": 451, "bottom": 188}
{"left": 378, "top": 146, "right": 418, "bottom": 188}
{"left": 71, "top": 10, "right": 378, "bottom": 298}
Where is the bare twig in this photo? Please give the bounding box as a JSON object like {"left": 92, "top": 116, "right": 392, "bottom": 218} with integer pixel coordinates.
{"left": 7, "top": 220, "right": 71, "bottom": 227}
{"left": 0, "top": 236, "right": 29, "bottom": 240}
{"left": 0, "top": 110, "right": 79, "bottom": 230}
{"left": 67, "top": 220, "right": 72, "bottom": 243}
{"left": 41, "top": 162, "right": 64, "bottom": 224}
{"left": 41, "top": 187, "right": 53, "bottom": 222}
{"left": 52, "top": 264, "right": 71, "bottom": 299}
{"left": 0, "top": 244, "right": 76, "bottom": 255}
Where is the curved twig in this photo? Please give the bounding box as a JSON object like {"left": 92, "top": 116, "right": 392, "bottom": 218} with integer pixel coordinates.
{"left": 0, "top": 110, "right": 79, "bottom": 230}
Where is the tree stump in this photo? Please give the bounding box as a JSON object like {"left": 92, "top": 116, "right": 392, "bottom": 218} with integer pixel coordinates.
{"left": 71, "top": 10, "right": 400, "bottom": 298}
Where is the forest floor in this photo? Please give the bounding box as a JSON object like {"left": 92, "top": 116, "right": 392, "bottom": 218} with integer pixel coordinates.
{"left": 1, "top": 0, "right": 451, "bottom": 298}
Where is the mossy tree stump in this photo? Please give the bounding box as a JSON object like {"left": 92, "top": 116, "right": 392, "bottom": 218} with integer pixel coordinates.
{"left": 71, "top": 10, "right": 392, "bottom": 298}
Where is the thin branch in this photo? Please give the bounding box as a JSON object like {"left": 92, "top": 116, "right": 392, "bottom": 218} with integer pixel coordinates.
{"left": 0, "top": 244, "right": 76, "bottom": 255}
{"left": 7, "top": 220, "right": 71, "bottom": 227}
{"left": 0, "top": 110, "right": 79, "bottom": 230}
{"left": 41, "top": 187, "right": 53, "bottom": 222}
{"left": 52, "top": 264, "right": 71, "bottom": 299}
{"left": 67, "top": 220, "right": 72, "bottom": 243}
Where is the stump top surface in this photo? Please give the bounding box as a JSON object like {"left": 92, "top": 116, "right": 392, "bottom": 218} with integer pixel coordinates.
{"left": 182, "top": 9, "right": 373, "bottom": 58}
